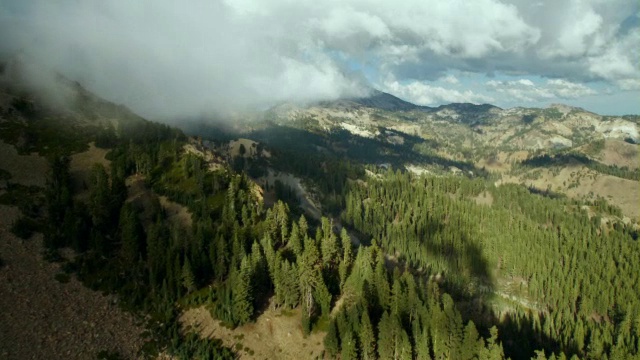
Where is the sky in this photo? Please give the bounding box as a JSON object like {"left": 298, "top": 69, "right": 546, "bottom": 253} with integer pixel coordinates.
{"left": 0, "top": 0, "right": 638, "bottom": 119}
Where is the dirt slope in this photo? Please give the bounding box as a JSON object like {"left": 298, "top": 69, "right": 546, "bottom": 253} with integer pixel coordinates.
{"left": 0, "top": 139, "right": 145, "bottom": 359}
{"left": 0, "top": 206, "right": 145, "bottom": 360}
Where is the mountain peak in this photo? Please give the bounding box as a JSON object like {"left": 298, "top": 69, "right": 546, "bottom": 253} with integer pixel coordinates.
{"left": 348, "top": 90, "right": 423, "bottom": 111}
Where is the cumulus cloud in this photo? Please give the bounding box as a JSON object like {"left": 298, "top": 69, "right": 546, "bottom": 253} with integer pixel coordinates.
{"left": 486, "top": 78, "right": 597, "bottom": 102}
{"left": 0, "top": 0, "right": 637, "bottom": 118}
{"left": 384, "top": 79, "right": 494, "bottom": 106}
{"left": 538, "top": 1, "right": 605, "bottom": 58}
{"left": 439, "top": 75, "right": 460, "bottom": 85}
{"left": 588, "top": 28, "right": 640, "bottom": 90}
{"left": 382, "top": 1, "right": 638, "bottom": 91}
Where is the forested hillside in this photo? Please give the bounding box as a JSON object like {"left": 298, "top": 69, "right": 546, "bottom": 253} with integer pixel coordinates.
{"left": 342, "top": 170, "right": 640, "bottom": 359}
{"left": 2, "top": 69, "right": 640, "bottom": 360}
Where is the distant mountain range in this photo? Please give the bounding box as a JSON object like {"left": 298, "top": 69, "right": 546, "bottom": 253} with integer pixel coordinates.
{"left": 270, "top": 89, "right": 639, "bottom": 145}
{"left": 321, "top": 89, "right": 502, "bottom": 118}
{"left": 263, "top": 89, "right": 639, "bottom": 219}
{"left": 2, "top": 59, "right": 638, "bottom": 219}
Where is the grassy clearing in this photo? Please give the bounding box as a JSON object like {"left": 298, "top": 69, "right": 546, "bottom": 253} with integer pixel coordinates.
{"left": 180, "top": 303, "right": 326, "bottom": 360}
{"left": 69, "top": 142, "right": 110, "bottom": 198}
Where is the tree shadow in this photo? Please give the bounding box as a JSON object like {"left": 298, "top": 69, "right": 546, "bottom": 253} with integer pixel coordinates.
{"left": 347, "top": 208, "right": 573, "bottom": 359}
{"left": 421, "top": 217, "right": 577, "bottom": 359}
{"left": 421, "top": 217, "right": 494, "bottom": 294}
{"left": 186, "top": 122, "right": 489, "bottom": 178}
{"left": 469, "top": 306, "right": 575, "bottom": 359}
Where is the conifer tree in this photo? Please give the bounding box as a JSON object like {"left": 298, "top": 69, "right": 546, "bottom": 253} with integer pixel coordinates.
{"left": 460, "top": 321, "right": 482, "bottom": 360}
{"left": 283, "top": 262, "right": 300, "bottom": 308}
{"left": 414, "top": 321, "right": 432, "bottom": 360}
{"left": 301, "top": 302, "right": 312, "bottom": 335}
{"left": 299, "top": 247, "right": 318, "bottom": 325}
{"left": 391, "top": 276, "right": 406, "bottom": 317}
{"left": 289, "top": 222, "right": 302, "bottom": 256}
{"left": 324, "top": 319, "right": 340, "bottom": 358}
{"left": 341, "top": 329, "right": 358, "bottom": 360}
{"left": 320, "top": 218, "right": 339, "bottom": 266}
{"left": 483, "top": 326, "right": 505, "bottom": 360}
{"left": 378, "top": 311, "right": 400, "bottom": 360}
{"left": 182, "top": 257, "right": 196, "bottom": 293}
{"left": 232, "top": 258, "right": 253, "bottom": 325}
{"left": 299, "top": 215, "right": 309, "bottom": 239}
{"left": 339, "top": 228, "right": 353, "bottom": 290}
{"left": 360, "top": 310, "right": 377, "bottom": 360}
{"left": 375, "top": 251, "right": 391, "bottom": 310}
{"left": 119, "top": 203, "right": 142, "bottom": 266}
{"left": 398, "top": 329, "right": 412, "bottom": 360}
{"left": 88, "top": 163, "right": 111, "bottom": 230}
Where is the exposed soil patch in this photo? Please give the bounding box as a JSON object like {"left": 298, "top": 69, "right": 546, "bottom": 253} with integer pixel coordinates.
{"left": 259, "top": 169, "right": 322, "bottom": 220}
{"left": 229, "top": 138, "right": 270, "bottom": 159}
{"left": 472, "top": 191, "right": 494, "bottom": 207}
{"left": 0, "top": 205, "right": 145, "bottom": 360}
{"left": 599, "top": 139, "right": 639, "bottom": 170}
{"left": 159, "top": 195, "right": 193, "bottom": 228}
{"left": 180, "top": 303, "right": 326, "bottom": 360}
{"left": 476, "top": 151, "right": 529, "bottom": 173}
{"left": 183, "top": 143, "right": 225, "bottom": 172}
{"left": 499, "top": 165, "right": 640, "bottom": 220}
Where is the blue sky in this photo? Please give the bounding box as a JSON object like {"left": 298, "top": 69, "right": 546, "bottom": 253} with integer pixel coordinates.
{"left": 1, "top": 0, "right": 638, "bottom": 118}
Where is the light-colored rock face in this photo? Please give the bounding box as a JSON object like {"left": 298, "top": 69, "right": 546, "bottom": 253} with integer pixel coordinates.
{"left": 340, "top": 122, "right": 375, "bottom": 138}
{"left": 548, "top": 103, "right": 574, "bottom": 115}
{"left": 596, "top": 120, "right": 639, "bottom": 142}
{"left": 435, "top": 109, "right": 460, "bottom": 120}
{"left": 548, "top": 136, "right": 573, "bottom": 149}
{"left": 405, "top": 164, "right": 431, "bottom": 175}
{"left": 386, "top": 134, "right": 404, "bottom": 145}
{"left": 270, "top": 100, "right": 639, "bottom": 153}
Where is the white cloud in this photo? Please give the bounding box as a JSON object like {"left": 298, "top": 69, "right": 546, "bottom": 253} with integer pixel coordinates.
{"left": 0, "top": 0, "right": 637, "bottom": 117}
{"left": 384, "top": 79, "right": 494, "bottom": 105}
{"left": 317, "top": 8, "right": 391, "bottom": 40}
{"left": 250, "top": 55, "right": 370, "bottom": 103}
{"left": 439, "top": 75, "right": 460, "bottom": 85}
{"left": 380, "top": 0, "right": 540, "bottom": 58}
{"left": 588, "top": 28, "right": 640, "bottom": 89}
{"left": 539, "top": 1, "right": 604, "bottom": 58}
{"left": 547, "top": 79, "right": 598, "bottom": 98}
{"left": 518, "top": 79, "right": 535, "bottom": 86}
{"left": 486, "top": 78, "right": 597, "bottom": 102}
